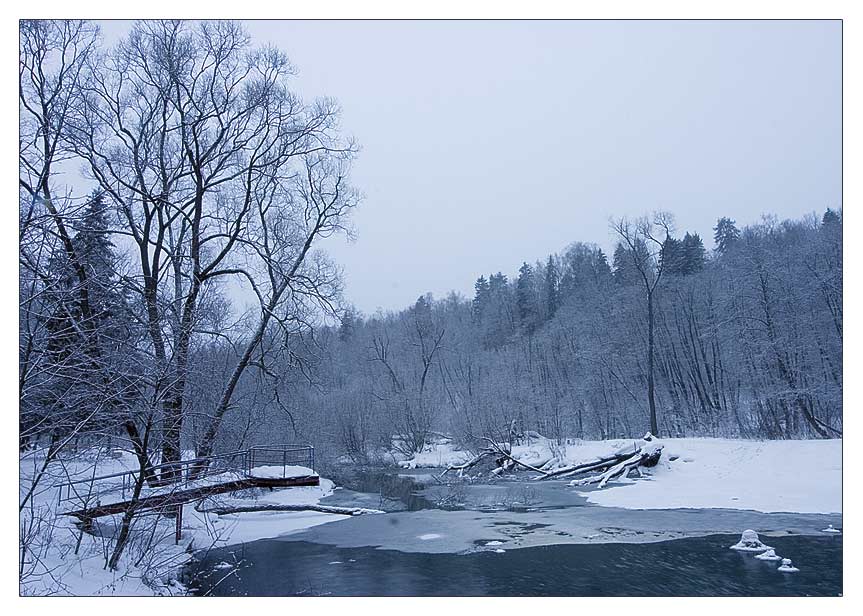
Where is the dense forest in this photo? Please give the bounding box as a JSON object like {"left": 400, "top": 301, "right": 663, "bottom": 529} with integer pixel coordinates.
{"left": 217, "top": 210, "right": 844, "bottom": 462}
{"left": 20, "top": 20, "right": 842, "bottom": 472}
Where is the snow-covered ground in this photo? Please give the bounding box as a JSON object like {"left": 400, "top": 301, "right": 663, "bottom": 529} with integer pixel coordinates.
{"left": 20, "top": 436, "right": 841, "bottom": 595}
{"left": 19, "top": 448, "right": 345, "bottom": 596}
{"left": 402, "top": 437, "right": 842, "bottom": 514}
{"left": 584, "top": 438, "right": 841, "bottom": 514}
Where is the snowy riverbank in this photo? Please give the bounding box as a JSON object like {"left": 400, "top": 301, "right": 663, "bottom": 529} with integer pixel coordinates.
{"left": 401, "top": 437, "right": 842, "bottom": 514}
{"left": 19, "top": 437, "right": 841, "bottom": 595}
{"left": 18, "top": 448, "right": 346, "bottom": 596}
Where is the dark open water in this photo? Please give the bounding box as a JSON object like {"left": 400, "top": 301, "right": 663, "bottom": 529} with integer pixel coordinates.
{"left": 186, "top": 533, "right": 842, "bottom": 596}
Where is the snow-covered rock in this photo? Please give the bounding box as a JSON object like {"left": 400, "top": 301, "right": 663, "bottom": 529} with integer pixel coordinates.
{"left": 777, "top": 558, "right": 800, "bottom": 573}
{"left": 730, "top": 529, "right": 773, "bottom": 552}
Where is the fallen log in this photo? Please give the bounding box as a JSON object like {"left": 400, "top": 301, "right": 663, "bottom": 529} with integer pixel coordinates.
{"left": 535, "top": 453, "right": 633, "bottom": 481}
{"left": 437, "top": 450, "right": 497, "bottom": 479}
{"left": 194, "top": 502, "right": 384, "bottom": 516}
{"left": 569, "top": 438, "right": 663, "bottom": 488}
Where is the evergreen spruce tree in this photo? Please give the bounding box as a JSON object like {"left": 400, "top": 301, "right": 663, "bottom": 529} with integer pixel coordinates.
{"left": 660, "top": 237, "right": 685, "bottom": 275}
{"left": 471, "top": 275, "right": 490, "bottom": 322}
{"left": 39, "top": 192, "right": 128, "bottom": 438}
{"left": 339, "top": 306, "right": 358, "bottom": 342}
{"left": 822, "top": 208, "right": 841, "bottom": 228}
{"left": 713, "top": 217, "right": 740, "bottom": 255}
{"left": 681, "top": 232, "right": 707, "bottom": 273}
{"left": 516, "top": 262, "right": 538, "bottom": 335}
{"left": 484, "top": 272, "right": 512, "bottom": 348}
{"left": 544, "top": 255, "right": 560, "bottom": 319}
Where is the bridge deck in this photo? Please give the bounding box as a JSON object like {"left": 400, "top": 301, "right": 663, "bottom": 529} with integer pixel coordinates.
{"left": 59, "top": 444, "right": 318, "bottom": 523}
{"left": 63, "top": 473, "right": 320, "bottom": 520}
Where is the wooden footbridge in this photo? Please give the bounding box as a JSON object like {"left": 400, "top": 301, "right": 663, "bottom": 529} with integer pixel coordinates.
{"left": 58, "top": 445, "right": 319, "bottom": 541}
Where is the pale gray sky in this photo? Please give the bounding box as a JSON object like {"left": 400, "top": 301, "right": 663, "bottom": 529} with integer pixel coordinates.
{"left": 98, "top": 20, "right": 841, "bottom": 314}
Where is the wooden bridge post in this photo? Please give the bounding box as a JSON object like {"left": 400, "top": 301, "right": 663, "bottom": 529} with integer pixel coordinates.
{"left": 175, "top": 504, "right": 183, "bottom": 544}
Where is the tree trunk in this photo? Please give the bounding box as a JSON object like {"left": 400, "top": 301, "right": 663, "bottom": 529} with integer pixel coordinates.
{"left": 647, "top": 290, "right": 659, "bottom": 436}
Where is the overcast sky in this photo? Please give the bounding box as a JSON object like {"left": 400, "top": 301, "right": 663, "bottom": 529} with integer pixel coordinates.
{"left": 99, "top": 20, "right": 841, "bottom": 314}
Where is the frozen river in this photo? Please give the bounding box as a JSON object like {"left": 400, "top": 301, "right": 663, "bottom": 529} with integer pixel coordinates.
{"left": 185, "top": 469, "right": 843, "bottom": 596}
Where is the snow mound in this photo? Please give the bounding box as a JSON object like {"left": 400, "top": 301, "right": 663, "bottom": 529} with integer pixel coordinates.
{"left": 755, "top": 549, "right": 782, "bottom": 561}
{"left": 821, "top": 524, "right": 841, "bottom": 534}
{"left": 777, "top": 558, "right": 800, "bottom": 573}
{"left": 730, "top": 529, "right": 773, "bottom": 552}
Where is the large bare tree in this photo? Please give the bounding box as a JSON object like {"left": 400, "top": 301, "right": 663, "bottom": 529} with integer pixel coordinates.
{"left": 68, "top": 20, "right": 358, "bottom": 477}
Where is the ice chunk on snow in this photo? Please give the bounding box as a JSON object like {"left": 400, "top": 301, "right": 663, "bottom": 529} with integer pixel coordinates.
{"left": 755, "top": 549, "right": 782, "bottom": 561}
{"left": 485, "top": 540, "right": 503, "bottom": 546}
{"left": 777, "top": 558, "right": 800, "bottom": 573}
{"left": 729, "top": 529, "right": 773, "bottom": 552}
{"left": 494, "top": 549, "right": 506, "bottom": 553}
{"left": 418, "top": 533, "right": 442, "bottom": 540}
{"left": 821, "top": 524, "right": 841, "bottom": 534}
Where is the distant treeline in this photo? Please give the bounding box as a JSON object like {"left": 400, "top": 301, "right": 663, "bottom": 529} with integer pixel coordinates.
{"left": 250, "top": 210, "right": 842, "bottom": 460}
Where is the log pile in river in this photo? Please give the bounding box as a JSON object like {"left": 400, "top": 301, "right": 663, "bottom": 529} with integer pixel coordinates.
{"left": 438, "top": 432, "right": 663, "bottom": 489}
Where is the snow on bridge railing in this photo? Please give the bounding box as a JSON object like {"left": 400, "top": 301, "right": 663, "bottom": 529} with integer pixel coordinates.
{"left": 247, "top": 444, "right": 315, "bottom": 477}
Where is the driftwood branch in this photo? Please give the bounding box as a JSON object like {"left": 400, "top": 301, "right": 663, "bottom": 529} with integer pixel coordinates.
{"left": 194, "top": 503, "right": 383, "bottom": 516}
{"left": 437, "top": 450, "right": 496, "bottom": 478}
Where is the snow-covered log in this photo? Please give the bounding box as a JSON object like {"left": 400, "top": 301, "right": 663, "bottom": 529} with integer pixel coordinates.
{"left": 536, "top": 453, "right": 632, "bottom": 481}
{"left": 567, "top": 434, "right": 664, "bottom": 489}
{"left": 194, "top": 502, "right": 383, "bottom": 516}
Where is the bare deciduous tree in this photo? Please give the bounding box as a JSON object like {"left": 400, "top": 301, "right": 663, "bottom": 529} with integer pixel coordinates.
{"left": 612, "top": 212, "right": 673, "bottom": 436}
